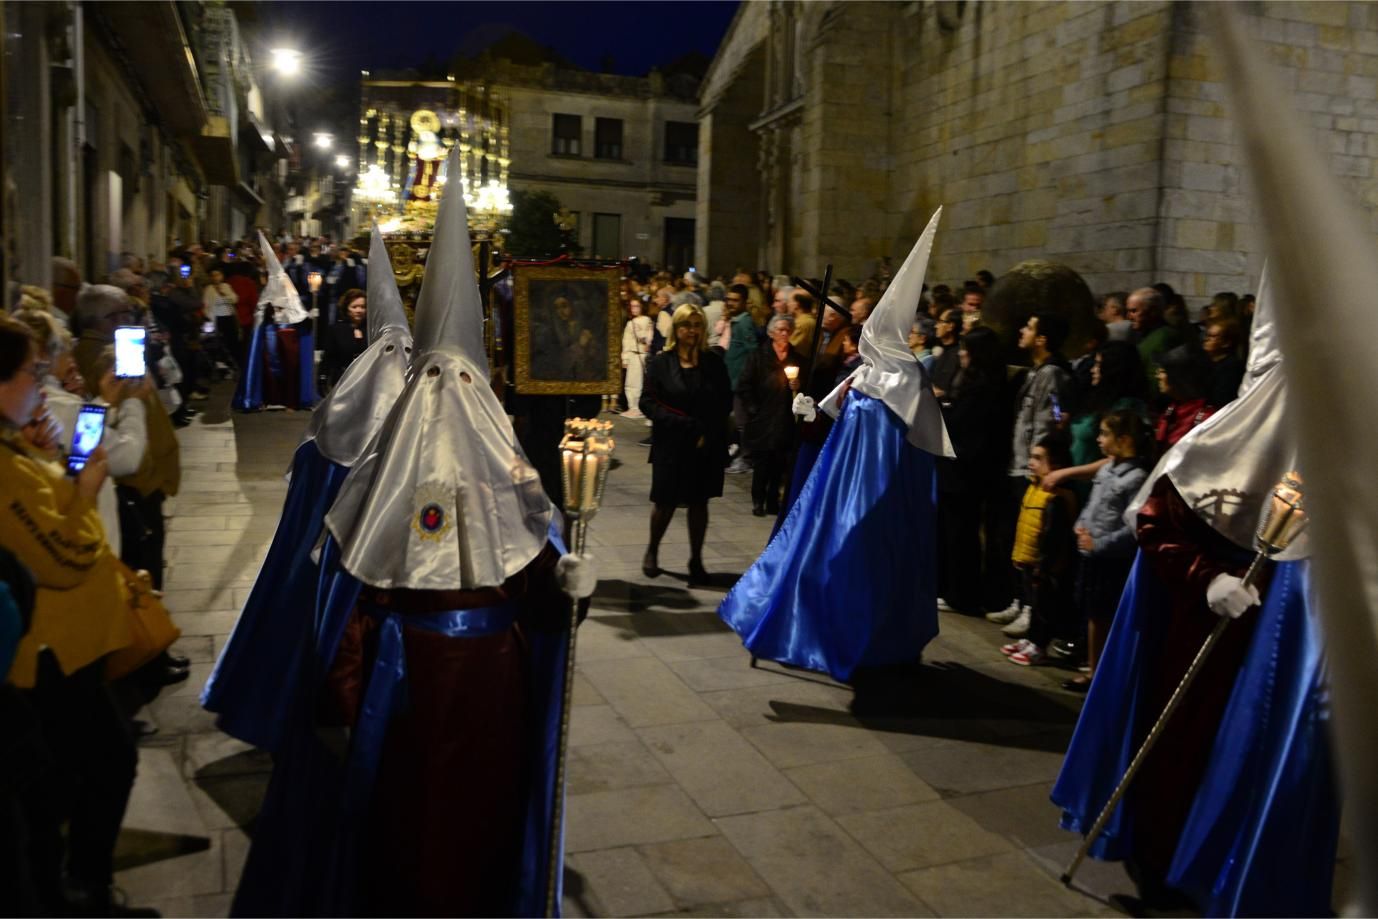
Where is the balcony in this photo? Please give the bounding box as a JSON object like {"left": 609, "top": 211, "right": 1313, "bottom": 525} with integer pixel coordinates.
{"left": 92, "top": 2, "right": 208, "bottom": 136}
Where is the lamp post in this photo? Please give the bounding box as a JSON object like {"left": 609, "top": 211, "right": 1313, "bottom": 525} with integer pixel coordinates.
{"left": 545, "top": 419, "right": 615, "bottom": 916}
{"left": 1061, "top": 471, "right": 1310, "bottom": 887}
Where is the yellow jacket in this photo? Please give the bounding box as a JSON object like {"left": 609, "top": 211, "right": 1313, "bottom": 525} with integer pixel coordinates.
{"left": 1012, "top": 484, "right": 1055, "bottom": 566}
{"left": 0, "top": 428, "right": 132, "bottom": 688}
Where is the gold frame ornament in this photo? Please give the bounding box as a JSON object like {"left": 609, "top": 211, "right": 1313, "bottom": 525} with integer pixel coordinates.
{"left": 513, "top": 265, "right": 622, "bottom": 395}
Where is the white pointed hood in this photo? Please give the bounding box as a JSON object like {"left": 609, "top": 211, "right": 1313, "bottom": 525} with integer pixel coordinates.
{"left": 301, "top": 223, "right": 414, "bottom": 468}
{"left": 1210, "top": 9, "right": 1378, "bottom": 906}
{"left": 820, "top": 209, "right": 953, "bottom": 457}
{"left": 412, "top": 147, "right": 489, "bottom": 372}
{"left": 325, "top": 170, "right": 553, "bottom": 590}
{"left": 1125, "top": 268, "right": 1306, "bottom": 559}
{"left": 257, "top": 231, "right": 308, "bottom": 325}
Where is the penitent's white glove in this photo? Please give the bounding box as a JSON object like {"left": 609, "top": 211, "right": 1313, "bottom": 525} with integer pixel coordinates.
{"left": 1206, "top": 573, "right": 1259, "bottom": 619}
{"left": 556, "top": 553, "right": 598, "bottom": 599}
{"left": 792, "top": 393, "right": 817, "bottom": 422}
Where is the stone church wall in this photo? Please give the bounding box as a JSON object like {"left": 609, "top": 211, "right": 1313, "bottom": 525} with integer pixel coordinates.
{"left": 700, "top": 1, "right": 1378, "bottom": 304}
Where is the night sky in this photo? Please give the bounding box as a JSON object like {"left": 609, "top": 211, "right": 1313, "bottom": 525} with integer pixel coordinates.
{"left": 254, "top": 1, "right": 741, "bottom": 86}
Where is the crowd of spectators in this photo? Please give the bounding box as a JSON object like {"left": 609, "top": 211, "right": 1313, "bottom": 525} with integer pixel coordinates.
{"left": 0, "top": 230, "right": 1260, "bottom": 912}
{"left": 0, "top": 232, "right": 372, "bottom": 916}
{"left": 613, "top": 263, "right": 1257, "bottom": 690}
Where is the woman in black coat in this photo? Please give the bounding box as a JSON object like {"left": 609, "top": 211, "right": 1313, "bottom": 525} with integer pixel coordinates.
{"left": 936, "top": 326, "right": 1012, "bottom": 612}
{"left": 321, "top": 288, "right": 368, "bottom": 391}
{"left": 736, "top": 314, "right": 804, "bottom": 516}
{"left": 639, "top": 304, "right": 733, "bottom": 585}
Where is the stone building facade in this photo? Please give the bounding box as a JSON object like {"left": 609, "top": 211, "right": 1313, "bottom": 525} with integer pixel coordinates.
{"left": 698, "top": 1, "right": 1378, "bottom": 303}
{"left": 1, "top": 2, "right": 286, "bottom": 291}
{"left": 482, "top": 58, "right": 701, "bottom": 266}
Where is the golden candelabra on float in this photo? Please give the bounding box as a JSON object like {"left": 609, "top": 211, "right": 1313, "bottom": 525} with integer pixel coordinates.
{"left": 353, "top": 75, "right": 512, "bottom": 241}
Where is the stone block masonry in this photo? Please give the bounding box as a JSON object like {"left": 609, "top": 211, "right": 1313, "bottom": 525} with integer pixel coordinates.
{"left": 700, "top": 0, "right": 1378, "bottom": 305}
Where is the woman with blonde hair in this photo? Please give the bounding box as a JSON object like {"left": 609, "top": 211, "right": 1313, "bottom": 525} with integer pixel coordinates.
{"left": 638, "top": 303, "right": 733, "bottom": 585}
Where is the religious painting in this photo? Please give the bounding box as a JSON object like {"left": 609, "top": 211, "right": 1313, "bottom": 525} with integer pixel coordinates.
{"left": 513, "top": 265, "right": 622, "bottom": 394}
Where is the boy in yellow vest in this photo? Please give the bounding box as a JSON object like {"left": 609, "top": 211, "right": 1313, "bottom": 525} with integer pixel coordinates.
{"left": 1000, "top": 432, "right": 1078, "bottom": 665}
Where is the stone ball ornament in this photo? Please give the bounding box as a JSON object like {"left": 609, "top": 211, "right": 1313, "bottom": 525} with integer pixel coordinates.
{"left": 982, "top": 260, "right": 1099, "bottom": 359}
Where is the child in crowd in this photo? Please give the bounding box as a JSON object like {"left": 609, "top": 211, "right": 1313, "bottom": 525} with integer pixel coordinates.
{"left": 1000, "top": 432, "right": 1078, "bottom": 666}
{"left": 1062, "top": 409, "right": 1152, "bottom": 691}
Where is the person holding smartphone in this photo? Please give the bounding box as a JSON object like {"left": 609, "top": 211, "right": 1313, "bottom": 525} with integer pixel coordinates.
{"left": 72, "top": 285, "right": 182, "bottom": 592}
{"left": 0, "top": 315, "right": 160, "bottom": 918}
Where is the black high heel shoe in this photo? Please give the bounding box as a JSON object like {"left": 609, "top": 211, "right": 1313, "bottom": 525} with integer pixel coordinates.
{"left": 642, "top": 549, "right": 661, "bottom": 579}
{"left": 687, "top": 559, "right": 709, "bottom": 586}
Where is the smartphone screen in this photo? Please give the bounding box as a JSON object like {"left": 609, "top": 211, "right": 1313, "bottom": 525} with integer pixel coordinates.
{"left": 66, "top": 404, "right": 107, "bottom": 476}
{"left": 114, "top": 326, "right": 147, "bottom": 379}
{"left": 201, "top": 320, "right": 216, "bottom": 335}
{"left": 180, "top": 264, "right": 192, "bottom": 278}
{"left": 1050, "top": 393, "right": 1063, "bottom": 424}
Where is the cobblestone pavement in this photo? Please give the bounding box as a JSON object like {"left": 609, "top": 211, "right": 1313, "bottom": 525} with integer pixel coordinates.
{"left": 109, "top": 385, "right": 1349, "bottom": 917}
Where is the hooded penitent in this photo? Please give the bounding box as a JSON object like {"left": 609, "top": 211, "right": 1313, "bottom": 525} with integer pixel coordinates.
{"left": 258, "top": 230, "right": 309, "bottom": 326}
{"left": 1125, "top": 269, "right": 1307, "bottom": 560}
{"left": 202, "top": 228, "right": 408, "bottom": 749}
{"left": 719, "top": 216, "right": 947, "bottom": 682}
{"left": 819, "top": 207, "right": 953, "bottom": 458}
{"left": 301, "top": 223, "right": 414, "bottom": 468}
{"left": 325, "top": 149, "right": 553, "bottom": 590}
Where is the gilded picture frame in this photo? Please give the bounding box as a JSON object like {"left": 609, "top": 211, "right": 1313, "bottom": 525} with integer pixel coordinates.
{"left": 513, "top": 265, "right": 622, "bottom": 395}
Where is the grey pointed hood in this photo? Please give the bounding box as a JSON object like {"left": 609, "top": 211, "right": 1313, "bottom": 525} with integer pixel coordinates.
{"left": 300, "top": 224, "right": 414, "bottom": 468}
{"left": 411, "top": 147, "right": 488, "bottom": 372}
{"left": 366, "top": 223, "right": 409, "bottom": 342}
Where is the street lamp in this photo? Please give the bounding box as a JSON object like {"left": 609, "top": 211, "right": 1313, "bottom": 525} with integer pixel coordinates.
{"left": 335, "top": 155, "right": 351, "bottom": 169}
{"left": 270, "top": 48, "right": 302, "bottom": 76}
{"left": 313, "top": 132, "right": 334, "bottom": 150}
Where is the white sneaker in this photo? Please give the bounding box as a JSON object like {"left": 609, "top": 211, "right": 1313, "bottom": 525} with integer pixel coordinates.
{"left": 622, "top": 408, "right": 645, "bottom": 419}
{"left": 726, "top": 457, "right": 751, "bottom": 475}
{"left": 985, "top": 600, "right": 1022, "bottom": 624}
{"left": 1001, "top": 608, "right": 1032, "bottom": 637}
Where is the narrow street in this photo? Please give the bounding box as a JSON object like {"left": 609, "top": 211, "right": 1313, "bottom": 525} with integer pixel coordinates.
{"left": 110, "top": 385, "right": 1139, "bottom": 918}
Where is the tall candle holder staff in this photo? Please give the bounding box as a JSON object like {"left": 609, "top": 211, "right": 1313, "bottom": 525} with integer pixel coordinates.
{"left": 1052, "top": 274, "right": 1339, "bottom": 917}
{"left": 545, "top": 418, "right": 615, "bottom": 916}
{"left": 1061, "top": 472, "right": 1308, "bottom": 887}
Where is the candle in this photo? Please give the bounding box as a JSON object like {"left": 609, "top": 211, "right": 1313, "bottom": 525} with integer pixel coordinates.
{"left": 308, "top": 272, "right": 323, "bottom": 293}
{"left": 784, "top": 365, "right": 799, "bottom": 382}
{"left": 582, "top": 453, "right": 599, "bottom": 511}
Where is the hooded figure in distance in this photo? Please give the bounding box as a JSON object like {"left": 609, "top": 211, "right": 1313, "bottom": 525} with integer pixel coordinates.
{"left": 233, "top": 231, "right": 317, "bottom": 411}
{"left": 718, "top": 210, "right": 952, "bottom": 682}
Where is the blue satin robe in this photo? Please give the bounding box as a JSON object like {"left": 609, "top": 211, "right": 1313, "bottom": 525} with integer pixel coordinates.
{"left": 200, "top": 440, "right": 349, "bottom": 752}
{"left": 719, "top": 393, "right": 939, "bottom": 681}
{"left": 232, "top": 320, "right": 316, "bottom": 411}
{"left": 233, "top": 526, "right": 572, "bottom": 918}
{"left": 1051, "top": 555, "right": 1339, "bottom": 916}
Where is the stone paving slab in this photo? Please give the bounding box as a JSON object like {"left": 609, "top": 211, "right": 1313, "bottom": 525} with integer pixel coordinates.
{"left": 114, "top": 386, "right": 1167, "bottom": 917}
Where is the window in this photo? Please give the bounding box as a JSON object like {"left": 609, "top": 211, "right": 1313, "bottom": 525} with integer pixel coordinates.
{"left": 591, "top": 213, "right": 621, "bottom": 259}
{"left": 663, "top": 218, "right": 695, "bottom": 271}
{"left": 551, "top": 113, "right": 581, "bottom": 156}
{"left": 664, "top": 121, "right": 698, "bottom": 165}
{"left": 594, "top": 118, "right": 624, "bottom": 159}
